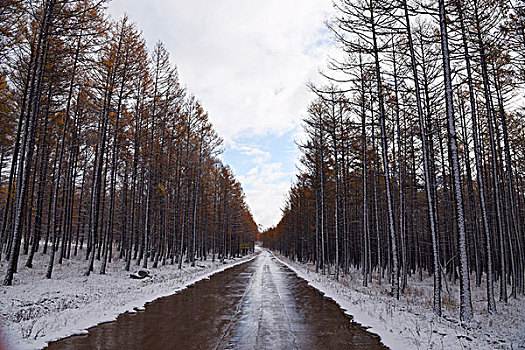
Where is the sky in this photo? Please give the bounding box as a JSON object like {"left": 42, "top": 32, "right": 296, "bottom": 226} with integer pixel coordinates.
{"left": 107, "top": 0, "right": 337, "bottom": 230}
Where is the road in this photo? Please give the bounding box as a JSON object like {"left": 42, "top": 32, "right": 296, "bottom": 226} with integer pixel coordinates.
{"left": 47, "top": 250, "right": 386, "bottom": 349}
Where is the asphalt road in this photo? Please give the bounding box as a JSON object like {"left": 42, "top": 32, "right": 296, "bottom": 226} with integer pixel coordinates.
{"left": 47, "top": 250, "right": 386, "bottom": 350}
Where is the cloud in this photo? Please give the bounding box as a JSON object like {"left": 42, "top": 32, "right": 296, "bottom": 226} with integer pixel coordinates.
{"left": 233, "top": 143, "right": 271, "bottom": 164}
{"left": 108, "top": 0, "right": 337, "bottom": 228}
{"left": 238, "top": 162, "right": 294, "bottom": 230}
{"left": 108, "top": 0, "right": 335, "bottom": 142}
{"left": 225, "top": 136, "right": 297, "bottom": 229}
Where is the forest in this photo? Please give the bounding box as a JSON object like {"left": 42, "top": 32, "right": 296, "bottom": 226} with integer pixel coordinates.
{"left": 0, "top": 0, "right": 258, "bottom": 287}
{"left": 262, "top": 0, "right": 525, "bottom": 323}
{"left": 1, "top": 0, "right": 525, "bottom": 348}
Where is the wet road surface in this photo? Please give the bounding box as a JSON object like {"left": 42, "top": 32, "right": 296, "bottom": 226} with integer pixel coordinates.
{"left": 47, "top": 250, "right": 387, "bottom": 350}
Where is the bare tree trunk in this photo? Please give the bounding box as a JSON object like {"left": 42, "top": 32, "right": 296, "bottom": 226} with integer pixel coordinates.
{"left": 391, "top": 39, "right": 407, "bottom": 292}
{"left": 370, "top": 2, "right": 398, "bottom": 299}
{"left": 472, "top": 0, "right": 507, "bottom": 304}
{"left": 0, "top": 42, "right": 35, "bottom": 261}
{"left": 48, "top": 32, "right": 83, "bottom": 277}
{"left": 492, "top": 62, "right": 522, "bottom": 298}
{"left": 358, "top": 50, "right": 369, "bottom": 286}
{"left": 438, "top": 0, "right": 473, "bottom": 322}
{"left": 371, "top": 104, "right": 382, "bottom": 284}
{"left": 402, "top": 0, "right": 441, "bottom": 314}
{"left": 4, "top": 0, "right": 55, "bottom": 285}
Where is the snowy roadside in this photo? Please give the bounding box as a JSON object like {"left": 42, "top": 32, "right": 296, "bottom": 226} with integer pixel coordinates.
{"left": 271, "top": 251, "right": 525, "bottom": 350}
{"left": 0, "top": 249, "right": 258, "bottom": 349}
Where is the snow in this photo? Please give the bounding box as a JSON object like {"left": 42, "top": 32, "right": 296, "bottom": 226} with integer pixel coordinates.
{"left": 1, "top": 246, "right": 522, "bottom": 349}
{"left": 271, "top": 252, "right": 525, "bottom": 350}
{"left": 0, "top": 249, "right": 257, "bottom": 349}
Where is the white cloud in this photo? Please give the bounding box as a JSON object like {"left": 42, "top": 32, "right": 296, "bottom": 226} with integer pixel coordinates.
{"left": 233, "top": 144, "right": 271, "bottom": 163}
{"left": 108, "top": 0, "right": 337, "bottom": 228}
{"left": 109, "top": 0, "right": 335, "bottom": 142}
{"left": 238, "top": 162, "right": 294, "bottom": 229}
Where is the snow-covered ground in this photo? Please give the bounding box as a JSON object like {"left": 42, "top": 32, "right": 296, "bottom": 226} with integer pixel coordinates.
{"left": 272, "top": 252, "right": 525, "bottom": 349}
{"left": 1, "top": 246, "right": 522, "bottom": 350}
{"left": 0, "top": 249, "right": 257, "bottom": 349}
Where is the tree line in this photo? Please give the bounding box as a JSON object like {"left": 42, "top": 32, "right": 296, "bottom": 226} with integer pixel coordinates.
{"left": 262, "top": 0, "right": 524, "bottom": 323}
{"left": 0, "top": 0, "right": 257, "bottom": 286}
